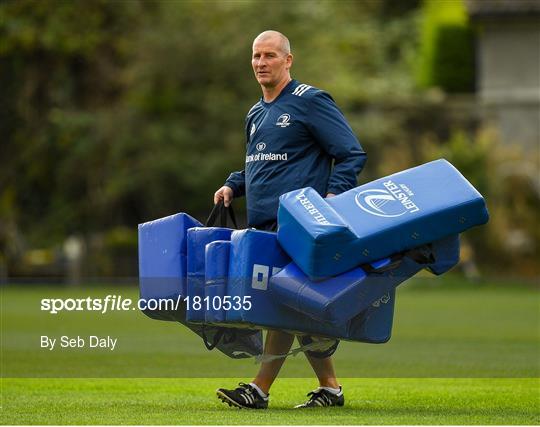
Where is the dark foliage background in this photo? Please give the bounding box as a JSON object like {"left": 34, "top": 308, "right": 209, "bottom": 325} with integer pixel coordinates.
{"left": 1, "top": 0, "right": 537, "bottom": 279}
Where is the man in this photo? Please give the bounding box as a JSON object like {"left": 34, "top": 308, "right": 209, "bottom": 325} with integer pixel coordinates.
{"left": 214, "top": 30, "right": 366, "bottom": 409}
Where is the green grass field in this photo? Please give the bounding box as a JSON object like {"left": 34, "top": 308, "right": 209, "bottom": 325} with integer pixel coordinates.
{"left": 2, "top": 378, "right": 538, "bottom": 424}
{"left": 1, "top": 276, "right": 539, "bottom": 424}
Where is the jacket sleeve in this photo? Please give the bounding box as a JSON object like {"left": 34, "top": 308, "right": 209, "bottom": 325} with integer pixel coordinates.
{"left": 224, "top": 170, "right": 246, "bottom": 198}
{"left": 307, "top": 92, "right": 367, "bottom": 194}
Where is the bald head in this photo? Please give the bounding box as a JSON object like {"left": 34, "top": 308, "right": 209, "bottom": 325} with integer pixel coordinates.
{"left": 251, "top": 30, "right": 293, "bottom": 98}
{"left": 253, "top": 30, "right": 291, "bottom": 55}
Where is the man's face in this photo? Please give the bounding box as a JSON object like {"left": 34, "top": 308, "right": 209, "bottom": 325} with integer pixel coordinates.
{"left": 252, "top": 37, "right": 292, "bottom": 88}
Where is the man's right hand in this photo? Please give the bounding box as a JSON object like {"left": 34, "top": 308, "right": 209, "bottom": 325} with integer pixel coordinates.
{"left": 214, "top": 185, "right": 234, "bottom": 207}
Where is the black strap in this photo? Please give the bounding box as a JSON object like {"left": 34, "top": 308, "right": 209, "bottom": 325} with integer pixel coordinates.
{"left": 199, "top": 202, "right": 238, "bottom": 352}
{"left": 206, "top": 201, "right": 238, "bottom": 229}
{"left": 406, "top": 244, "right": 436, "bottom": 264}
{"left": 201, "top": 326, "right": 224, "bottom": 351}
{"left": 362, "top": 244, "right": 436, "bottom": 274}
{"left": 200, "top": 326, "right": 240, "bottom": 351}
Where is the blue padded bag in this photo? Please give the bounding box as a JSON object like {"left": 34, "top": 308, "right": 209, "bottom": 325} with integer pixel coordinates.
{"left": 225, "top": 229, "right": 293, "bottom": 324}
{"left": 270, "top": 235, "right": 459, "bottom": 326}
{"left": 138, "top": 213, "right": 262, "bottom": 358}
{"left": 186, "top": 227, "right": 233, "bottom": 322}
{"left": 278, "top": 159, "right": 488, "bottom": 279}
{"left": 425, "top": 234, "right": 461, "bottom": 275}
{"left": 348, "top": 289, "right": 396, "bottom": 343}
{"left": 223, "top": 229, "right": 393, "bottom": 343}
{"left": 138, "top": 213, "right": 202, "bottom": 320}
{"left": 204, "top": 240, "right": 230, "bottom": 323}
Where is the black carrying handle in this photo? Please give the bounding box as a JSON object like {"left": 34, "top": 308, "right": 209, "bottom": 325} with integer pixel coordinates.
{"left": 206, "top": 201, "right": 238, "bottom": 229}
{"left": 199, "top": 201, "right": 238, "bottom": 352}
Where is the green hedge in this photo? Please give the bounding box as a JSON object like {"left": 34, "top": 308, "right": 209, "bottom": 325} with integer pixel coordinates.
{"left": 417, "top": 0, "right": 475, "bottom": 92}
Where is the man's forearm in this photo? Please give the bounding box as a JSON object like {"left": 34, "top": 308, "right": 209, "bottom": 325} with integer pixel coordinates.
{"left": 225, "top": 170, "right": 246, "bottom": 198}
{"left": 327, "top": 151, "right": 367, "bottom": 195}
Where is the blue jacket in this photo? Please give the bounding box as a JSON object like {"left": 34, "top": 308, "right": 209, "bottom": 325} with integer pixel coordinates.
{"left": 225, "top": 80, "right": 366, "bottom": 228}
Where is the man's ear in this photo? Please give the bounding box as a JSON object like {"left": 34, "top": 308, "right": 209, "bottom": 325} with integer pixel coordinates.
{"left": 286, "top": 53, "right": 293, "bottom": 70}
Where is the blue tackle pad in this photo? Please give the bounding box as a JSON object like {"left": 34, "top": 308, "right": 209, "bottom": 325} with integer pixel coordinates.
{"left": 217, "top": 229, "right": 395, "bottom": 343}
{"left": 277, "top": 159, "right": 488, "bottom": 279}
{"left": 186, "top": 227, "right": 234, "bottom": 322}
{"left": 138, "top": 212, "right": 202, "bottom": 320}
{"left": 204, "top": 240, "right": 231, "bottom": 323}
{"left": 347, "top": 288, "right": 396, "bottom": 344}
{"left": 270, "top": 235, "right": 460, "bottom": 325}
{"left": 138, "top": 213, "right": 263, "bottom": 358}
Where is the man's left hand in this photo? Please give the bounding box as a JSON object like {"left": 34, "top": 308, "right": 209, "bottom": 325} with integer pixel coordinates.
{"left": 326, "top": 193, "right": 336, "bottom": 198}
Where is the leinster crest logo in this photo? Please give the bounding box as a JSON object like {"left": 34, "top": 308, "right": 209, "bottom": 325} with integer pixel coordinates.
{"left": 355, "top": 189, "right": 407, "bottom": 218}
{"left": 276, "top": 113, "right": 291, "bottom": 127}
{"left": 354, "top": 180, "right": 420, "bottom": 218}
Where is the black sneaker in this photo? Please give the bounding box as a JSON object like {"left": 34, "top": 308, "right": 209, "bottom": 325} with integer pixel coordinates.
{"left": 216, "top": 382, "right": 268, "bottom": 409}
{"left": 294, "top": 386, "right": 344, "bottom": 408}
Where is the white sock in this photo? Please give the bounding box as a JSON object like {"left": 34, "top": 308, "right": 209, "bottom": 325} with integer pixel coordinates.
{"left": 320, "top": 385, "right": 342, "bottom": 396}
{"left": 249, "top": 382, "right": 268, "bottom": 399}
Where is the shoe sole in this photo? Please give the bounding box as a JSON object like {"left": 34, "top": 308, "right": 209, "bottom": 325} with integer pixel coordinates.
{"left": 294, "top": 399, "right": 345, "bottom": 409}
{"left": 216, "top": 390, "right": 264, "bottom": 409}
